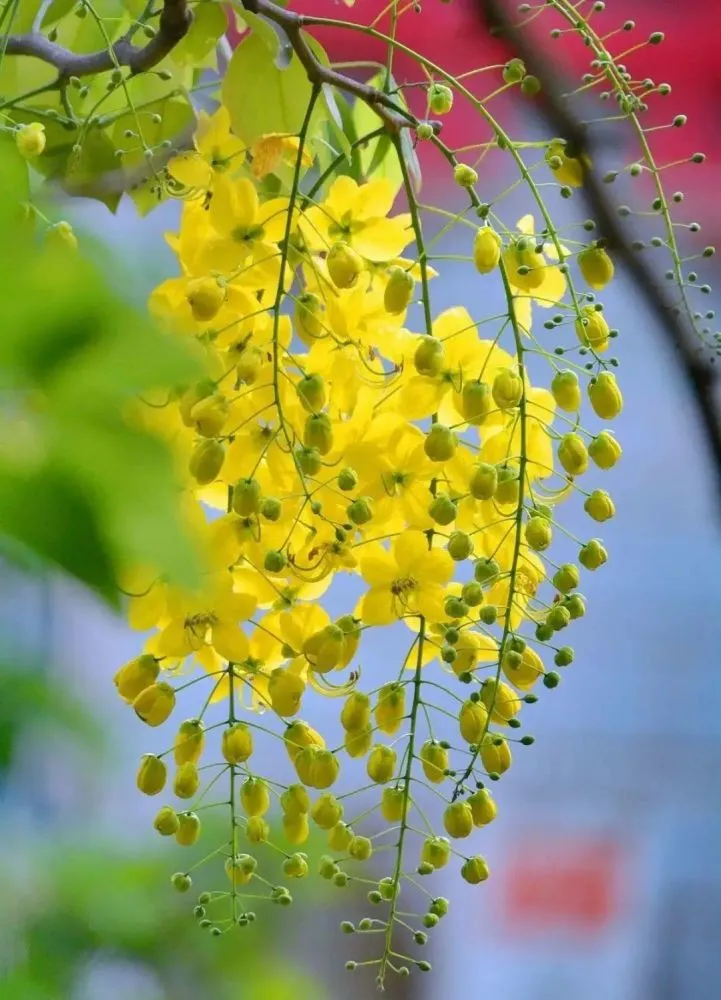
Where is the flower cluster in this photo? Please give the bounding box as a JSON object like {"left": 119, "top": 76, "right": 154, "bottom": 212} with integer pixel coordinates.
{"left": 114, "top": 92, "right": 624, "bottom": 978}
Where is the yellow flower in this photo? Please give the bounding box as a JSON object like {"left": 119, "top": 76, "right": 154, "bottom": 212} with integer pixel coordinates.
{"left": 301, "top": 176, "right": 413, "bottom": 261}
{"left": 167, "top": 106, "right": 246, "bottom": 191}
{"left": 504, "top": 214, "right": 568, "bottom": 332}
{"left": 357, "top": 530, "right": 454, "bottom": 625}
{"left": 251, "top": 133, "right": 314, "bottom": 180}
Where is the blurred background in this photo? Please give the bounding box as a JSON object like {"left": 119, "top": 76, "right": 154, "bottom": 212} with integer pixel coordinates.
{"left": 2, "top": 1, "right": 721, "bottom": 998}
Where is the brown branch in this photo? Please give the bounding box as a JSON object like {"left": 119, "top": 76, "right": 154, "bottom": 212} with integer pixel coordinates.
{"left": 1, "top": 0, "right": 191, "bottom": 79}
{"left": 479, "top": 0, "right": 721, "bottom": 506}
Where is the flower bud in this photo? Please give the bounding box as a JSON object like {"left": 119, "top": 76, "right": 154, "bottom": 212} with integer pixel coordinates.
{"left": 421, "top": 836, "right": 451, "bottom": 869}
{"left": 454, "top": 163, "right": 478, "bottom": 188}
{"left": 578, "top": 245, "right": 614, "bottom": 290}
{"left": 137, "top": 754, "right": 167, "bottom": 795}
{"left": 480, "top": 735, "right": 512, "bottom": 776}
{"left": 502, "top": 645, "right": 544, "bottom": 689}
{"left": 344, "top": 723, "right": 373, "bottom": 758}
{"left": 175, "top": 810, "right": 201, "bottom": 846}
{"left": 295, "top": 292, "right": 326, "bottom": 344}
{"left": 319, "top": 854, "right": 340, "bottom": 879}
{"left": 558, "top": 432, "right": 589, "bottom": 476}
{"left": 384, "top": 266, "right": 415, "bottom": 314}
{"left": 268, "top": 667, "right": 306, "bottom": 717}
{"left": 337, "top": 467, "right": 358, "bottom": 492}
{"left": 367, "top": 745, "right": 397, "bottom": 784}
{"left": 381, "top": 787, "right": 407, "bottom": 822}
{"left": 246, "top": 815, "right": 270, "bottom": 843}
{"left": 340, "top": 691, "right": 371, "bottom": 732}
{"left": 45, "top": 220, "right": 78, "bottom": 252}
{"left": 502, "top": 57, "right": 525, "bottom": 83}
{"left": 232, "top": 477, "right": 261, "bottom": 516}
{"left": 468, "top": 788, "right": 497, "bottom": 826}
{"left": 174, "top": 719, "right": 204, "bottom": 765}
{"left": 461, "top": 380, "right": 493, "bottom": 425}
{"left": 551, "top": 370, "right": 581, "bottom": 412}
{"left": 225, "top": 853, "right": 257, "bottom": 886}
{"left": 553, "top": 562, "right": 579, "bottom": 593}
{"left": 469, "top": 462, "right": 498, "bottom": 500}
{"left": 311, "top": 792, "right": 343, "bottom": 829}
{"left": 419, "top": 740, "right": 448, "bottom": 783}
{"left": 525, "top": 516, "right": 552, "bottom": 551}
{"left": 492, "top": 368, "right": 523, "bottom": 410}
{"left": 564, "top": 594, "right": 586, "bottom": 619}
{"left": 296, "top": 373, "right": 327, "bottom": 412}
{"left": 495, "top": 461, "right": 520, "bottom": 505}
{"left": 459, "top": 699, "right": 489, "bottom": 744}
{"left": 327, "top": 241, "right": 363, "bottom": 289}
{"left": 304, "top": 412, "right": 334, "bottom": 455}
{"left": 283, "top": 811, "right": 310, "bottom": 845}
{"left": 444, "top": 801, "right": 473, "bottom": 838}
{"left": 284, "top": 720, "right": 325, "bottom": 761}
{"left": 347, "top": 496, "right": 373, "bottom": 526}
{"left": 481, "top": 678, "right": 521, "bottom": 724}
{"left": 575, "top": 306, "right": 610, "bottom": 352}
{"left": 424, "top": 424, "right": 457, "bottom": 462}
{"left": 375, "top": 682, "right": 405, "bottom": 735}
{"left": 429, "top": 492, "right": 457, "bottom": 525}
{"left": 428, "top": 83, "right": 453, "bottom": 114}
{"left": 589, "top": 372, "right": 623, "bottom": 419}
{"left": 174, "top": 762, "right": 200, "bottom": 799}
{"left": 114, "top": 654, "right": 159, "bottom": 703}
{"left": 283, "top": 852, "right": 309, "bottom": 878}
{"left": 153, "top": 805, "right": 179, "bottom": 836}
{"left": 328, "top": 821, "right": 354, "bottom": 852}
{"left": 461, "top": 855, "right": 490, "bottom": 884}
{"left": 240, "top": 777, "right": 271, "bottom": 816}
{"left": 349, "top": 835, "right": 373, "bottom": 860}
{"left": 189, "top": 438, "right": 225, "bottom": 485}
{"left": 589, "top": 430, "right": 621, "bottom": 469}
{"left": 579, "top": 538, "right": 608, "bottom": 570}
{"left": 133, "top": 682, "right": 176, "bottom": 727}
{"left": 473, "top": 227, "right": 502, "bottom": 274}
{"left": 448, "top": 530, "right": 473, "bottom": 561}
{"left": 171, "top": 872, "right": 192, "bottom": 892}
{"left": 462, "top": 581, "right": 483, "bottom": 607}
{"left": 190, "top": 392, "right": 228, "bottom": 437}
{"left": 546, "top": 605, "right": 570, "bottom": 632}
{"left": 584, "top": 489, "right": 615, "bottom": 522}
{"left": 185, "top": 276, "right": 226, "bottom": 322}
{"left": 234, "top": 345, "right": 264, "bottom": 384}
{"left": 16, "top": 122, "right": 46, "bottom": 158}
{"left": 222, "top": 722, "right": 253, "bottom": 764}
{"left": 414, "top": 336, "right": 445, "bottom": 376}
{"left": 505, "top": 238, "right": 545, "bottom": 291}
{"left": 474, "top": 556, "right": 500, "bottom": 586}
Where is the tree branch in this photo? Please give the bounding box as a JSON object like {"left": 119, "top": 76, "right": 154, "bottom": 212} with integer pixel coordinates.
{"left": 478, "top": 0, "right": 721, "bottom": 506}
{"left": 1, "top": 0, "right": 191, "bottom": 79}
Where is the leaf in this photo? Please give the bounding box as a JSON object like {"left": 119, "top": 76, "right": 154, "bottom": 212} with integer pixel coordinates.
{"left": 351, "top": 81, "right": 402, "bottom": 196}
{"left": 170, "top": 0, "right": 228, "bottom": 67}
{"left": 13, "top": 0, "right": 44, "bottom": 32}
{"left": 222, "top": 31, "right": 314, "bottom": 146}
{"left": 238, "top": 9, "right": 290, "bottom": 67}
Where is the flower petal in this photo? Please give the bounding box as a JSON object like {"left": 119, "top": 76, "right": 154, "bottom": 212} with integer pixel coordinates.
{"left": 359, "top": 586, "right": 398, "bottom": 626}
{"left": 358, "top": 544, "right": 398, "bottom": 586}
{"left": 211, "top": 622, "right": 250, "bottom": 662}
{"left": 393, "top": 530, "right": 430, "bottom": 575}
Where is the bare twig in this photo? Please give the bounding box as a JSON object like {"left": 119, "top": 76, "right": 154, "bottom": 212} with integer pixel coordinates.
{"left": 1, "top": 0, "right": 191, "bottom": 79}
{"left": 478, "top": 0, "right": 721, "bottom": 505}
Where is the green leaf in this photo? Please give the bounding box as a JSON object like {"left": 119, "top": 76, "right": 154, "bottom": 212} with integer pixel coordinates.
{"left": 12, "top": 0, "right": 44, "bottom": 32}
{"left": 170, "top": 0, "right": 228, "bottom": 68}
{"left": 222, "top": 31, "right": 314, "bottom": 146}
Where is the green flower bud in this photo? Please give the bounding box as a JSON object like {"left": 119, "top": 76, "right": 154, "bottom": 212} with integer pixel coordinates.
{"left": 469, "top": 462, "right": 498, "bottom": 500}
{"left": 380, "top": 787, "right": 407, "bottom": 822}
{"left": 525, "top": 516, "right": 553, "bottom": 551}
{"left": 575, "top": 305, "right": 610, "bottom": 352}
{"left": 379, "top": 876, "right": 399, "bottom": 900}
{"left": 454, "top": 163, "right": 478, "bottom": 188}
{"left": 260, "top": 496, "right": 282, "bottom": 521}
{"left": 421, "top": 836, "right": 451, "bottom": 869}
{"left": 555, "top": 646, "right": 574, "bottom": 667}
{"left": 479, "top": 604, "right": 497, "bottom": 625}
{"left": 429, "top": 896, "right": 449, "bottom": 917}
{"left": 225, "top": 853, "right": 257, "bottom": 887}
{"left": 474, "top": 556, "right": 500, "bottom": 586}
{"left": 175, "top": 811, "right": 201, "bottom": 846}
{"left": 311, "top": 792, "right": 343, "bottom": 830}
{"left": 264, "top": 549, "right": 287, "bottom": 574}
{"left": 423, "top": 912, "right": 439, "bottom": 928}
{"left": 468, "top": 787, "right": 497, "bottom": 826}
{"left": 563, "top": 593, "right": 586, "bottom": 619}
{"left": 589, "top": 430, "right": 622, "bottom": 469}
{"left": 189, "top": 438, "right": 225, "bottom": 485}
{"left": 296, "top": 373, "right": 327, "bottom": 412}
{"left": 579, "top": 538, "right": 608, "bottom": 570}
{"left": 349, "top": 835, "right": 373, "bottom": 861}
{"left": 558, "top": 432, "right": 589, "bottom": 476}
{"left": 328, "top": 821, "right": 354, "bottom": 852}
{"left": 133, "top": 682, "right": 176, "bottom": 727}
{"left": 551, "top": 370, "right": 581, "bottom": 411}
{"left": 232, "top": 477, "right": 261, "bottom": 516}
{"left": 444, "top": 597, "right": 468, "bottom": 619}
{"left": 448, "top": 530, "right": 473, "bottom": 561}
{"left": 246, "top": 816, "right": 270, "bottom": 843}
{"left": 584, "top": 489, "right": 615, "bottom": 522}
{"left": 296, "top": 446, "right": 322, "bottom": 475}
{"left": 384, "top": 266, "right": 415, "bottom": 314}
{"left": 337, "top": 467, "right": 358, "bottom": 491}
{"left": 473, "top": 227, "right": 502, "bottom": 274}
{"left": 304, "top": 412, "right": 333, "bottom": 455}
{"left": 589, "top": 372, "right": 623, "bottom": 419}
{"left": 553, "top": 562, "right": 579, "bottom": 593}
{"left": 428, "top": 83, "right": 453, "bottom": 114}
{"left": 429, "top": 492, "right": 457, "bottom": 525}
{"left": 171, "top": 872, "right": 192, "bottom": 892}
{"left": 461, "top": 855, "right": 490, "bottom": 884}
{"left": 416, "top": 121, "right": 434, "bottom": 140}
{"left": 347, "top": 496, "right": 373, "bottom": 525}
{"left": 461, "top": 379, "right": 493, "bottom": 425}
{"left": 319, "top": 855, "right": 339, "bottom": 879}
{"left": 327, "top": 241, "right": 363, "bottom": 289}
{"left": 190, "top": 392, "right": 228, "bottom": 437}
{"left": 295, "top": 292, "right": 326, "bottom": 344}
{"left": 185, "top": 276, "right": 226, "bottom": 322}
{"left": 153, "top": 805, "right": 179, "bottom": 836}
{"left": 461, "top": 580, "right": 483, "bottom": 606}
{"left": 546, "top": 605, "right": 571, "bottom": 632}
{"left": 578, "top": 245, "right": 614, "bottom": 290}
{"left": 414, "top": 336, "right": 445, "bottom": 376}
{"left": 137, "top": 754, "right": 167, "bottom": 796}
{"left": 502, "top": 58, "right": 525, "bottom": 83}
{"left": 333, "top": 870, "right": 349, "bottom": 887}
{"left": 492, "top": 368, "right": 523, "bottom": 410}
{"left": 283, "top": 853, "right": 309, "bottom": 878}
{"left": 424, "top": 424, "right": 457, "bottom": 462}
{"left": 495, "top": 461, "right": 520, "bottom": 505}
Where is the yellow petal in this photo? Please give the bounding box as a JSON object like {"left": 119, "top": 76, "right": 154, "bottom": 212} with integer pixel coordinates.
{"left": 167, "top": 151, "right": 213, "bottom": 189}
{"left": 359, "top": 586, "right": 398, "bottom": 626}
{"left": 211, "top": 622, "right": 249, "bottom": 662}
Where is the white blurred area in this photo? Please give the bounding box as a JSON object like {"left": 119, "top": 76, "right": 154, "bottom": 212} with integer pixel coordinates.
{"left": 3, "top": 160, "right": 721, "bottom": 1000}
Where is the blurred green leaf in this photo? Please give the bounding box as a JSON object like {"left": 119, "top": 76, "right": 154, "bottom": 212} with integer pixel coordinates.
{"left": 171, "top": 0, "right": 228, "bottom": 67}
